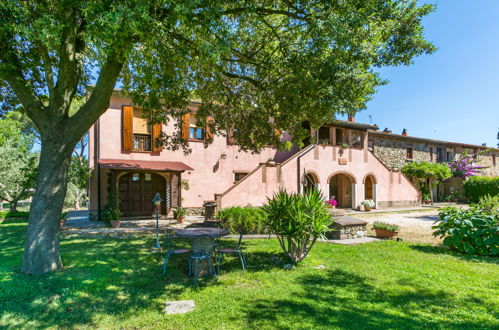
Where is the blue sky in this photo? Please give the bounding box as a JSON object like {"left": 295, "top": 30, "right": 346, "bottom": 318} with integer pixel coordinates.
{"left": 339, "top": 0, "right": 499, "bottom": 148}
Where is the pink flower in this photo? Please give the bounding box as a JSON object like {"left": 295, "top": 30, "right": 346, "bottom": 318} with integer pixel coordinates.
{"left": 326, "top": 198, "right": 337, "bottom": 206}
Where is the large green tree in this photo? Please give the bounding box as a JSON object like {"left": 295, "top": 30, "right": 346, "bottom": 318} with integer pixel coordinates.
{"left": 0, "top": 0, "right": 435, "bottom": 274}
{"left": 0, "top": 115, "right": 38, "bottom": 212}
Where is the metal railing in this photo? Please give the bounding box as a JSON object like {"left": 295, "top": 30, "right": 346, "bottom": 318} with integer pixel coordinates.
{"left": 133, "top": 134, "right": 151, "bottom": 151}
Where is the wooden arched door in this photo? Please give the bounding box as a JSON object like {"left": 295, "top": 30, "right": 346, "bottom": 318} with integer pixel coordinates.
{"left": 119, "top": 173, "right": 166, "bottom": 216}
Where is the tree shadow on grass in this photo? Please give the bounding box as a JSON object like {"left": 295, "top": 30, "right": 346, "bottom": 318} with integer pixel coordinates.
{"left": 409, "top": 245, "right": 499, "bottom": 264}
{"left": 0, "top": 231, "right": 219, "bottom": 328}
{"left": 239, "top": 268, "right": 494, "bottom": 329}
{"left": 0, "top": 224, "right": 284, "bottom": 328}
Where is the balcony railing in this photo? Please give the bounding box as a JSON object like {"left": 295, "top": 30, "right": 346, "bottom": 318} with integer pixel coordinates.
{"left": 133, "top": 134, "right": 151, "bottom": 151}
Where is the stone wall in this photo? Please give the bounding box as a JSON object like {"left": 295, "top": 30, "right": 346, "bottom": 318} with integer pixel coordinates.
{"left": 370, "top": 135, "right": 433, "bottom": 170}
{"left": 479, "top": 152, "right": 499, "bottom": 177}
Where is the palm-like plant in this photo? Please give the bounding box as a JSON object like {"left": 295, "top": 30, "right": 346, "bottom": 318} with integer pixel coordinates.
{"left": 262, "top": 189, "right": 333, "bottom": 263}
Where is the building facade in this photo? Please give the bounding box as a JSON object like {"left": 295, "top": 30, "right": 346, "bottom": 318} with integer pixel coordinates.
{"left": 87, "top": 94, "right": 498, "bottom": 219}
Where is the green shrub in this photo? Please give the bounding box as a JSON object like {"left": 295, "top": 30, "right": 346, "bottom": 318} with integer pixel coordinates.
{"left": 478, "top": 194, "right": 499, "bottom": 215}
{"left": 262, "top": 189, "right": 332, "bottom": 263}
{"left": 463, "top": 176, "right": 499, "bottom": 203}
{"left": 433, "top": 207, "right": 499, "bottom": 256}
{"left": 0, "top": 210, "right": 29, "bottom": 219}
{"left": 372, "top": 221, "right": 400, "bottom": 232}
{"left": 217, "top": 206, "right": 268, "bottom": 234}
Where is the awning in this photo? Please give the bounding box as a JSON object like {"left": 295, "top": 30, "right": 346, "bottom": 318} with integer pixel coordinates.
{"left": 98, "top": 159, "right": 193, "bottom": 172}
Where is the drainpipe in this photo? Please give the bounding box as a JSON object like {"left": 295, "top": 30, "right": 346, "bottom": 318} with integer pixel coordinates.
{"left": 96, "top": 118, "right": 101, "bottom": 221}
{"left": 297, "top": 129, "right": 319, "bottom": 193}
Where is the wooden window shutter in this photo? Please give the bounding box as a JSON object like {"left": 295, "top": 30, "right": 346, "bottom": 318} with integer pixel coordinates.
{"left": 181, "top": 114, "right": 190, "bottom": 139}
{"left": 122, "top": 106, "right": 133, "bottom": 151}
{"left": 152, "top": 123, "right": 163, "bottom": 152}
{"left": 206, "top": 116, "right": 214, "bottom": 141}
{"left": 227, "top": 127, "right": 235, "bottom": 145}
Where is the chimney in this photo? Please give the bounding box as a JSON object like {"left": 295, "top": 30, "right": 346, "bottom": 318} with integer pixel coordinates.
{"left": 383, "top": 127, "right": 392, "bottom": 133}
{"left": 347, "top": 115, "right": 355, "bottom": 123}
{"left": 402, "top": 128, "right": 408, "bottom": 136}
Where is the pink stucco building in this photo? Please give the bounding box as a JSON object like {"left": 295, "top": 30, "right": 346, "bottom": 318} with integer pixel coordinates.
{"left": 88, "top": 93, "right": 498, "bottom": 219}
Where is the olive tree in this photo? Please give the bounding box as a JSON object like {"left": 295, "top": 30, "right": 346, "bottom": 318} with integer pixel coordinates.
{"left": 0, "top": 1, "right": 435, "bottom": 274}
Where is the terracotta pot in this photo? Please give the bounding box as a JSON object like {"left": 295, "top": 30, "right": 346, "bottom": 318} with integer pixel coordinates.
{"left": 60, "top": 219, "right": 66, "bottom": 227}
{"left": 422, "top": 200, "right": 431, "bottom": 204}
{"left": 375, "top": 228, "right": 398, "bottom": 239}
{"left": 364, "top": 206, "right": 372, "bottom": 212}
{"left": 178, "top": 216, "right": 185, "bottom": 224}
{"left": 111, "top": 220, "right": 121, "bottom": 228}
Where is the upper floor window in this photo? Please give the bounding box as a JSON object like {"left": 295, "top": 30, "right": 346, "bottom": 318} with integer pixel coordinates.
{"left": 133, "top": 108, "right": 151, "bottom": 151}
{"left": 189, "top": 115, "right": 205, "bottom": 140}
{"left": 493, "top": 154, "right": 496, "bottom": 166}
{"left": 122, "top": 106, "right": 162, "bottom": 153}
{"left": 351, "top": 131, "right": 362, "bottom": 148}
{"left": 436, "top": 147, "right": 445, "bottom": 162}
{"left": 406, "top": 146, "right": 413, "bottom": 160}
{"left": 430, "top": 147, "right": 434, "bottom": 161}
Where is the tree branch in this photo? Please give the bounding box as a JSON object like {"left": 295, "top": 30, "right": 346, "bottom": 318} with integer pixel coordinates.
{"left": 222, "top": 71, "right": 265, "bottom": 89}
{"left": 67, "top": 47, "right": 127, "bottom": 141}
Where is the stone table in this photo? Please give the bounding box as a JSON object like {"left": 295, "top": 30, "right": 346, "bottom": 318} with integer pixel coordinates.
{"left": 327, "top": 216, "right": 368, "bottom": 240}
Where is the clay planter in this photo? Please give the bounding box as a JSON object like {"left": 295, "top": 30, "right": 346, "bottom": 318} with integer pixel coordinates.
{"left": 422, "top": 200, "right": 431, "bottom": 204}
{"left": 111, "top": 220, "right": 121, "bottom": 228}
{"left": 375, "top": 228, "right": 398, "bottom": 239}
{"left": 177, "top": 216, "right": 185, "bottom": 224}
{"left": 364, "top": 206, "right": 372, "bottom": 212}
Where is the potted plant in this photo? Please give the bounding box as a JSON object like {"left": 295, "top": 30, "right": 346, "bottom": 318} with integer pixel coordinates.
{"left": 60, "top": 211, "right": 68, "bottom": 227}
{"left": 320, "top": 139, "right": 330, "bottom": 146}
{"left": 173, "top": 207, "right": 187, "bottom": 224}
{"left": 325, "top": 198, "right": 337, "bottom": 209}
{"left": 361, "top": 199, "right": 375, "bottom": 211}
{"left": 104, "top": 207, "right": 122, "bottom": 228}
{"left": 372, "top": 221, "right": 400, "bottom": 239}
{"left": 422, "top": 193, "right": 431, "bottom": 204}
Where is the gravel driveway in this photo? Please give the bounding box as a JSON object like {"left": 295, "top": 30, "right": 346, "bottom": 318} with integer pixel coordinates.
{"left": 354, "top": 209, "right": 442, "bottom": 244}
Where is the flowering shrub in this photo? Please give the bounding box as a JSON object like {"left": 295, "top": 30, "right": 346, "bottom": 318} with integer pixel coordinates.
{"left": 433, "top": 207, "right": 499, "bottom": 256}
{"left": 447, "top": 153, "right": 482, "bottom": 178}
{"left": 325, "top": 198, "right": 337, "bottom": 207}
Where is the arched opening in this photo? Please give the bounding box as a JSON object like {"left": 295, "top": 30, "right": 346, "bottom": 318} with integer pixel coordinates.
{"left": 364, "top": 175, "right": 374, "bottom": 200}
{"left": 328, "top": 173, "right": 354, "bottom": 208}
{"left": 303, "top": 172, "right": 319, "bottom": 194}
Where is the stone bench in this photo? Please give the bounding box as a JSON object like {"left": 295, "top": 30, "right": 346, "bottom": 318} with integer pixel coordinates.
{"left": 327, "top": 215, "right": 368, "bottom": 240}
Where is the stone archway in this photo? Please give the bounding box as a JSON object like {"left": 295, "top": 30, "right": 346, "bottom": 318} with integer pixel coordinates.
{"left": 302, "top": 172, "right": 320, "bottom": 194}
{"left": 363, "top": 174, "right": 377, "bottom": 207}
{"left": 328, "top": 172, "right": 356, "bottom": 208}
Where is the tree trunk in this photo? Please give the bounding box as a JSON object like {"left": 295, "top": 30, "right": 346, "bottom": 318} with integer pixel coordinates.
{"left": 21, "top": 137, "right": 73, "bottom": 275}
{"left": 10, "top": 199, "right": 18, "bottom": 213}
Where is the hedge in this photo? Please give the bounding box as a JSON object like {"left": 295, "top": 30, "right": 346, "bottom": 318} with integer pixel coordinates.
{"left": 463, "top": 176, "right": 499, "bottom": 203}
{"left": 0, "top": 211, "right": 30, "bottom": 219}
{"left": 216, "top": 206, "right": 268, "bottom": 234}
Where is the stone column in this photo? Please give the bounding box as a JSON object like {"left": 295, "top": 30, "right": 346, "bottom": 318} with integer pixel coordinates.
{"left": 351, "top": 182, "right": 357, "bottom": 209}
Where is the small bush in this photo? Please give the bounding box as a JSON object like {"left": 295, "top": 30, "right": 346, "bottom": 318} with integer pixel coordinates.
{"left": 0, "top": 211, "right": 29, "bottom": 219}
{"left": 433, "top": 207, "right": 499, "bottom": 256}
{"left": 217, "top": 206, "right": 268, "bottom": 234}
{"left": 262, "top": 189, "right": 332, "bottom": 263}
{"left": 372, "top": 221, "right": 400, "bottom": 232}
{"left": 463, "top": 176, "right": 499, "bottom": 203}
{"left": 478, "top": 195, "right": 499, "bottom": 215}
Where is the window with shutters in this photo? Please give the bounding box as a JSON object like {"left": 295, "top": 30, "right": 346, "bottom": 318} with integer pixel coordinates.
{"left": 132, "top": 108, "right": 152, "bottom": 151}
{"left": 189, "top": 115, "right": 205, "bottom": 140}
{"left": 122, "top": 106, "right": 163, "bottom": 152}
{"left": 351, "top": 131, "right": 362, "bottom": 148}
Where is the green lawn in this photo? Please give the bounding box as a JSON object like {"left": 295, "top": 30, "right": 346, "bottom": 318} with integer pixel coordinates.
{"left": 1, "top": 219, "right": 498, "bottom": 329}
